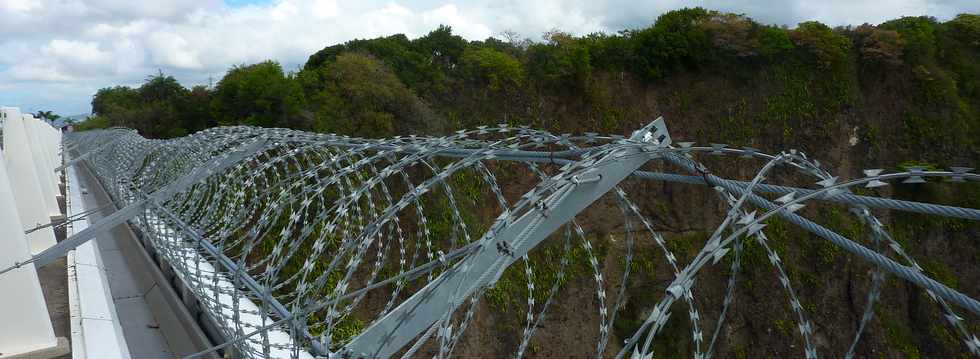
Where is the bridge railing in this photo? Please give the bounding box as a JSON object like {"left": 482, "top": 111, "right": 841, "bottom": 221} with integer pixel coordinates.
{"left": 28, "top": 119, "right": 980, "bottom": 358}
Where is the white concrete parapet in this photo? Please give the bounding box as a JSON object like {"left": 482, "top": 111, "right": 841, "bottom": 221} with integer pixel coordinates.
{"left": 23, "top": 114, "right": 62, "bottom": 218}
{"left": 0, "top": 138, "right": 68, "bottom": 359}
{"left": 1, "top": 107, "right": 58, "bottom": 253}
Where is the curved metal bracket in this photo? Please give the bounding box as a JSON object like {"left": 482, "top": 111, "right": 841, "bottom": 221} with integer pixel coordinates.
{"left": 342, "top": 118, "right": 670, "bottom": 358}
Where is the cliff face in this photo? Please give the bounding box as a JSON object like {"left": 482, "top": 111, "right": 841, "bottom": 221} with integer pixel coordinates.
{"left": 418, "top": 67, "right": 980, "bottom": 357}
{"left": 417, "top": 31, "right": 980, "bottom": 358}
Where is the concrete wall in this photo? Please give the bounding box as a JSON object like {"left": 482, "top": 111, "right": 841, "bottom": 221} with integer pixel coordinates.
{"left": 0, "top": 106, "right": 67, "bottom": 358}
{"left": 1, "top": 107, "right": 59, "bottom": 253}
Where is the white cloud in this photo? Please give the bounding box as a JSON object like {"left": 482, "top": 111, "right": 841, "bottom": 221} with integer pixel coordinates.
{"left": 42, "top": 39, "right": 110, "bottom": 65}
{"left": 312, "top": 0, "right": 338, "bottom": 19}
{"left": 0, "top": 0, "right": 42, "bottom": 13}
{"left": 420, "top": 4, "right": 493, "bottom": 40}
{"left": 146, "top": 31, "right": 203, "bottom": 70}
{"left": 7, "top": 63, "right": 75, "bottom": 83}
{"left": 0, "top": 0, "right": 977, "bottom": 115}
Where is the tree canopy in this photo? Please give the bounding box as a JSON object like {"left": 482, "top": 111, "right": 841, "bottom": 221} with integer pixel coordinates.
{"left": 80, "top": 8, "right": 980, "bottom": 164}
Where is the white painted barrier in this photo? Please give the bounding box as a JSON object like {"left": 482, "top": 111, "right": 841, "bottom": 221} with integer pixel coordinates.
{"left": 45, "top": 122, "right": 61, "bottom": 175}
{"left": 1, "top": 108, "right": 58, "bottom": 253}
{"left": 0, "top": 147, "right": 63, "bottom": 358}
{"left": 28, "top": 118, "right": 56, "bottom": 186}
{"left": 23, "top": 115, "right": 62, "bottom": 217}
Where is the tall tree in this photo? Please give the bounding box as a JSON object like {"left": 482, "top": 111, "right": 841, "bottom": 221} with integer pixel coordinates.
{"left": 302, "top": 52, "right": 440, "bottom": 137}
{"left": 212, "top": 61, "right": 309, "bottom": 129}
{"left": 34, "top": 110, "right": 60, "bottom": 124}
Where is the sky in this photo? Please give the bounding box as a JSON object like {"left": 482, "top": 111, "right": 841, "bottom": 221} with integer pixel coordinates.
{"left": 0, "top": 0, "right": 977, "bottom": 116}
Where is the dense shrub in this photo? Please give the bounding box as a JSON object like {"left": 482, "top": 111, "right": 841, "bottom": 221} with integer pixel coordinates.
{"left": 701, "top": 13, "right": 760, "bottom": 58}
{"left": 211, "top": 61, "right": 308, "bottom": 129}
{"left": 880, "top": 16, "right": 939, "bottom": 65}
{"left": 790, "top": 21, "right": 852, "bottom": 68}
{"left": 629, "top": 7, "right": 713, "bottom": 78}
{"left": 459, "top": 47, "right": 524, "bottom": 92}
{"left": 580, "top": 32, "right": 634, "bottom": 71}
{"left": 302, "top": 52, "right": 439, "bottom": 138}
{"left": 853, "top": 24, "right": 905, "bottom": 67}
{"left": 525, "top": 32, "right": 592, "bottom": 91}
{"left": 91, "top": 86, "right": 139, "bottom": 117}
{"left": 759, "top": 25, "right": 795, "bottom": 58}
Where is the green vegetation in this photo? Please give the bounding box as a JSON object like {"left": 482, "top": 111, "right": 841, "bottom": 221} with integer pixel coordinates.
{"left": 212, "top": 61, "right": 307, "bottom": 129}
{"left": 34, "top": 110, "right": 62, "bottom": 124}
{"left": 78, "top": 9, "right": 979, "bottom": 167}
{"left": 879, "top": 309, "right": 922, "bottom": 358}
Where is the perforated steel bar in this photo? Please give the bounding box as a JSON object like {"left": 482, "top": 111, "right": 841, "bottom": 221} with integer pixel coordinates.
{"left": 633, "top": 171, "right": 980, "bottom": 220}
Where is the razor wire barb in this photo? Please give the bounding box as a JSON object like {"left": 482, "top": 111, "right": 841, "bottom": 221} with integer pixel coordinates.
{"left": 51, "top": 119, "right": 980, "bottom": 359}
